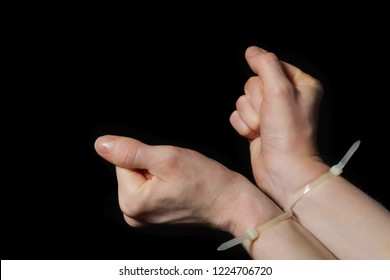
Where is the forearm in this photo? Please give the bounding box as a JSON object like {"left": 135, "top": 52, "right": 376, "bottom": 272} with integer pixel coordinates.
{"left": 291, "top": 173, "right": 390, "bottom": 259}
{"left": 243, "top": 219, "right": 335, "bottom": 260}
{"left": 227, "top": 176, "right": 336, "bottom": 259}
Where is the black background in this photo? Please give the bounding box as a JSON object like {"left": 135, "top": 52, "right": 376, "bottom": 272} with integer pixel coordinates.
{"left": 3, "top": 2, "right": 389, "bottom": 260}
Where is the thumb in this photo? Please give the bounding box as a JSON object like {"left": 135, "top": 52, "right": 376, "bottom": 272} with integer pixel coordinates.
{"left": 245, "top": 46, "right": 295, "bottom": 109}
{"left": 246, "top": 46, "right": 319, "bottom": 87}
{"left": 94, "top": 135, "right": 154, "bottom": 170}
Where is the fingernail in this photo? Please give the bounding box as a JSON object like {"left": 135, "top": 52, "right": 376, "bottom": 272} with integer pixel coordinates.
{"left": 246, "top": 47, "right": 260, "bottom": 57}
{"left": 246, "top": 46, "right": 267, "bottom": 57}
{"left": 95, "top": 136, "right": 115, "bottom": 155}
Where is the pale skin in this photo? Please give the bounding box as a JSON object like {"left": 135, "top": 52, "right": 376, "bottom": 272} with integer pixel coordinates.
{"left": 94, "top": 136, "right": 335, "bottom": 259}
{"left": 230, "top": 46, "right": 390, "bottom": 259}
{"left": 94, "top": 45, "right": 390, "bottom": 259}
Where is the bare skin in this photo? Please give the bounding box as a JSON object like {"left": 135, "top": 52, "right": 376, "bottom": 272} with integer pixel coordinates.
{"left": 94, "top": 45, "right": 390, "bottom": 260}
{"left": 230, "top": 46, "right": 390, "bottom": 259}
{"left": 94, "top": 136, "right": 335, "bottom": 259}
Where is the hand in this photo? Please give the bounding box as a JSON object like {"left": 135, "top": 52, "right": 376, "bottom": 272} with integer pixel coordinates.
{"left": 230, "top": 46, "right": 329, "bottom": 207}
{"left": 94, "top": 135, "right": 276, "bottom": 235}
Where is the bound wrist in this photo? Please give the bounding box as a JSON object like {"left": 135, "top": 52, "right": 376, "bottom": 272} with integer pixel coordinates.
{"left": 269, "top": 157, "right": 330, "bottom": 208}
{"left": 226, "top": 175, "right": 281, "bottom": 238}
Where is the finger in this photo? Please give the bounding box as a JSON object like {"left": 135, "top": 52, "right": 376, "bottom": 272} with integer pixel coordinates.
{"left": 245, "top": 46, "right": 296, "bottom": 126}
{"left": 229, "top": 111, "right": 259, "bottom": 140}
{"left": 94, "top": 135, "right": 155, "bottom": 171}
{"left": 123, "top": 214, "right": 148, "bottom": 228}
{"left": 236, "top": 95, "right": 260, "bottom": 132}
{"left": 116, "top": 167, "right": 147, "bottom": 217}
{"left": 245, "top": 46, "right": 315, "bottom": 86}
{"left": 244, "top": 76, "right": 263, "bottom": 114}
{"left": 245, "top": 46, "right": 293, "bottom": 96}
{"left": 116, "top": 166, "right": 146, "bottom": 191}
{"left": 246, "top": 46, "right": 322, "bottom": 97}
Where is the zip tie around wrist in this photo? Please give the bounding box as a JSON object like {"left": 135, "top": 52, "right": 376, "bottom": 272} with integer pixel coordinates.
{"left": 217, "top": 140, "right": 361, "bottom": 251}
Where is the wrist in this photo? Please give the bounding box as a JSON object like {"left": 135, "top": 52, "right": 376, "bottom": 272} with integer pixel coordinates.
{"left": 226, "top": 175, "right": 282, "bottom": 237}
{"left": 269, "top": 156, "right": 330, "bottom": 208}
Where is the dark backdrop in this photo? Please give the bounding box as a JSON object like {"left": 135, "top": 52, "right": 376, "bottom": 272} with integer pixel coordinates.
{"left": 3, "top": 2, "right": 389, "bottom": 260}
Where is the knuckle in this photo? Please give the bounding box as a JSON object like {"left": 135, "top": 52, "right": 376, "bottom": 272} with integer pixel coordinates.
{"left": 311, "top": 78, "right": 324, "bottom": 95}
{"left": 123, "top": 215, "right": 144, "bottom": 228}
{"left": 269, "top": 82, "right": 293, "bottom": 96}
{"left": 119, "top": 196, "right": 144, "bottom": 218}
{"left": 259, "top": 52, "right": 279, "bottom": 65}
{"left": 238, "top": 126, "right": 253, "bottom": 138}
{"left": 236, "top": 95, "right": 247, "bottom": 108}
{"left": 160, "top": 146, "right": 181, "bottom": 169}
{"left": 122, "top": 142, "right": 141, "bottom": 167}
{"left": 244, "top": 76, "right": 260, "bottom": 92}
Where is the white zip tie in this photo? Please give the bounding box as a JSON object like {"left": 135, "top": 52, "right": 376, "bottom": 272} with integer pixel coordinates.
{"left": 217, "top": 140, "right": 361, "bottom": 251}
